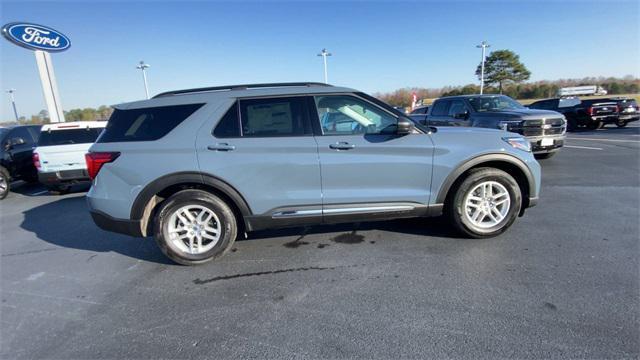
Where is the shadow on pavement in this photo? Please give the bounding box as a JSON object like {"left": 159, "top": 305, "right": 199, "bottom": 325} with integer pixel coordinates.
{"left": 21, "top": 196, "right": 462, "bottom": 263}
{"left": 20, "top": 196, "right": 173, "bottom": 265}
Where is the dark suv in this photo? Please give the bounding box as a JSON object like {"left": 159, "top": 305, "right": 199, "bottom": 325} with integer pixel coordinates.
{"left": 424, "top": 95, "right": 566, "bottom": 159}
{"left": 0, "top": 125, "right": 42, "bottom": 199}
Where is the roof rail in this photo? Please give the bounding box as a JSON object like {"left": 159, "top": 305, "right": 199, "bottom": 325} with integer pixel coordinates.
{"left": 153, "top": 82, "right": 332, "bottom": 98}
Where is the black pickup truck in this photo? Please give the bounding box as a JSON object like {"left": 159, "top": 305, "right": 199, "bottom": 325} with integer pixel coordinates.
{"left": 417, "top": 95, "right": 566, "bottom": 159}
{"left": 0, "top": 125, "right": 42, "bottom": 199}
{"left": 528, "top": 97, "right": 618, "bottom": 130}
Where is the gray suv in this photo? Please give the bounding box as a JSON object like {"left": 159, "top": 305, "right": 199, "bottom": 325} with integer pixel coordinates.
{"left": 87, "top": 83, "right": 541, "bottom": 265}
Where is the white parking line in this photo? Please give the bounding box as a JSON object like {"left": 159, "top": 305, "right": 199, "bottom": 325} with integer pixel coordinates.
{"left": 564, "top": 145, "right": 603, "bottom": 150}
{"left": 29, "top": 190, "right": 49, "bottom": 196}
{"left": 567, "top": 137, "right": 640, "bottom": 143}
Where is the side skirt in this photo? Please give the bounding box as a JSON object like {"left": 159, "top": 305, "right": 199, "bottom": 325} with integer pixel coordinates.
{"left": 244, "top": 202, "right": 444, "bottom": 232}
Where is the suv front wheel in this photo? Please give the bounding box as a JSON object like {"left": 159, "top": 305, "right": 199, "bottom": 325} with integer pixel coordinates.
{"left": 153, "top": 189, "right": 237, "bottom": 265}
{"left": 448, "top": 168, "right": 522, "bottom": 238}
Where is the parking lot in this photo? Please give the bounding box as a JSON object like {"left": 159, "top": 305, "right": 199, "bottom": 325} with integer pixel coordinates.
{"left": 1, "top": 124, "right": 638, "bottom": 359}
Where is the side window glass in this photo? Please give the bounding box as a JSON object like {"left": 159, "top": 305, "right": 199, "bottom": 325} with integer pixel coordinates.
{"left": 213, "top": 103, "right": 240, "bottom": 138}
{"left": 239, "top": 97, "right": 311, "bottom": 137}
{"left": 315, "top": 95, "right": 397, "bottom": 135}
{"left": 447, "top": 100, "right": 467, "bottom": 117}
{"left": 7, "top": 127, "right": 33, "bottom": 148}
{"left": 430, "top": 100, "right": 450, "bottom": 116}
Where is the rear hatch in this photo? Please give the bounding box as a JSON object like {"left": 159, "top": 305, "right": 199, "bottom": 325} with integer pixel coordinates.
{"left": 35, "top": 127, "right": 104, "bottom": 173}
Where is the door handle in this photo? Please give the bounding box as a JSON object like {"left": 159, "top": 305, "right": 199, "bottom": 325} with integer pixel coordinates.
{"left": 329, "top": 142, "right": 355, "bottom": 150}
{"left": 207, "top": 143, "right": 236, "bottom": 151}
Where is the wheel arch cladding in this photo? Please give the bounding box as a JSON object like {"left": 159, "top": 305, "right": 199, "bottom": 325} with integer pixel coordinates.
{"left": 130, "top": 172, "right": 252, "bottom": 236}
{"left": 436, "top": 154, "right": 534, "bottom": 213}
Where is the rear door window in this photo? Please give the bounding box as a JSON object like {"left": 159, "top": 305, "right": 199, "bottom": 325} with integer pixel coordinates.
{"left": 98, "top": 103, "right": 204, "bottom": 143}
{"left": 239, "top": 97, "right": 311, "bottom": 137}
{"left": 430, "top": 100, "right": 450, "bottom": 116}
{"left": 39, "top": 128, "right": 104, "bottom": 146}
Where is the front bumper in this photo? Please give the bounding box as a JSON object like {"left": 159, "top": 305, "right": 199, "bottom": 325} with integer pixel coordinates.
{"left": 526, "top": 134, "right": 565, "bottom": 154}
{"left": 38, "top": 169, "right": 90, "bottom": 186}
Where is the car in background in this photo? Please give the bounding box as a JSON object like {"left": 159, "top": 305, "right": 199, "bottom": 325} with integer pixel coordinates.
{"left": 33, "top": 121, "right": 106, "bottom": 194}
{"left": 0, "top": 125, "right": 42, "bottom": 199}
{"left": 408, "top": 105, "right": 429, "bottom": 124}
{"left": 425, "top": 95, "right": 565, "bottom": 159}
{"left": 393, "top": 106, "right": 407, "bottom": 114}
{"left": 528, "top": 97, "right": 618, "bottom": 130}
{"left": 609, "top": 98, "right": 639, "bottom": 127}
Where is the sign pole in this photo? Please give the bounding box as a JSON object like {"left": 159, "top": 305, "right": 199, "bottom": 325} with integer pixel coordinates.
{"left": 34, "top": 50, "right": 65, "bottom": 123}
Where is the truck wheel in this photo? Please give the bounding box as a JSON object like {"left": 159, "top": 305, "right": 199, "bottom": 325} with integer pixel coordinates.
{"left": 616, "top": 118, "right": 628, "bottom": 128}
{"left": 0, "top": 167, "right": 10, "bottom": 200}
{"left": 153, "top": 189, "right": 237, "bottom": 265}
{"left": 534, "top": 152, "right": 556, "bottom": 160}
{"left": 447, "top": 168, "right": 522, "bottom": 238}
{"left": 587, "top": 121, "right": 602, "bottom": 130}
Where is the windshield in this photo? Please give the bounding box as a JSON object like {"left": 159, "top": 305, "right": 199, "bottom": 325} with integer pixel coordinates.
{"left": 38, "top": 128, "right": 104, "bottom": 146}
{"left": 468, "top": 95, "right": 525, "bottom": 112}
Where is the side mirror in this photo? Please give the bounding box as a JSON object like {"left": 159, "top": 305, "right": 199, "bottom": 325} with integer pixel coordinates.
{"left": 397, "top": 118, "right": 414, "bottom": 135}
{"left": 453, "top": 111, "right": 469, "bottom": 120}
{"left": 7, "top": 137, "right": 25, "bottom": 149}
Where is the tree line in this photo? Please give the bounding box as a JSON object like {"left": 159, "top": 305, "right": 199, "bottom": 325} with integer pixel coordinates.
{"left": 375, "top": 76, "right": 639, "bottom": 108}
{"left": 10, "top": 105, "right": 114, "bottom": 125}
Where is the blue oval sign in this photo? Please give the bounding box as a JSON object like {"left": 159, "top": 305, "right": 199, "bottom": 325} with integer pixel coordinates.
{"left": 2, "top": 22, "right": 70, "bottom": 52}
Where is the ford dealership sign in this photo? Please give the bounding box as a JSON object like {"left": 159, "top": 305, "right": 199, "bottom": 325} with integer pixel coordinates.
{"left": 2, "top": 22, "right": 70, "bottom": 52}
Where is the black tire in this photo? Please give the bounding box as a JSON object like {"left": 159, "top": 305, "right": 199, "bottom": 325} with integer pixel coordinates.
{"left": 616, "top": 118, "right": 628, "bottom": 128}
{"left": 153, "top": 189, "right": 237, "bottom": 265}
{"left": 47, "top": 185, "right": 71, "bottom": 195}
{"left": 446, "top": 167, "right": 522, "bottom": 238}
{"left": 0, "top": 166, "right": 10, "bottom": 200}
{"left": 587, "top": 121, "right": 602, "bottom": 130}
{"left": 534, "top": 152, "right": 556, "bottom": 160}
{"left": 566, "top": 118, "right": 577, "bottom": 132}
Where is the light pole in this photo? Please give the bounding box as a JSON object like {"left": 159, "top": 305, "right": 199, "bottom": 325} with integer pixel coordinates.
{"left": 6, "top": 89, "right": 19, "bottom": 122}
{"left": 476, "top": 41, "right": 490, "bottom": 94}
{"left": 317, "top": 48, "right": 332, "bottom": 84}
{"left": 136, "top": 60, "right": 151, "bottom": 99}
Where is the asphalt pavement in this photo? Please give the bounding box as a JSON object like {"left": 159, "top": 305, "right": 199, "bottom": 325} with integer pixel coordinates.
{"left": 1, "top": 123, "right": 639, "bottom": 359}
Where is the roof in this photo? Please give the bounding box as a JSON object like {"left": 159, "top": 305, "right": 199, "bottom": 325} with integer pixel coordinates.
{"left": 438, "top": 94, "right": 508, "bottom": 100}
{"left": 117, "top": 82, "right": 359, "bottom": 110}
{"left": 41, "top": 121, "right": 106, "bottom": 131}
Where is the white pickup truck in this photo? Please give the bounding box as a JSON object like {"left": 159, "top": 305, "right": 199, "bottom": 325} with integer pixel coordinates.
{"left": 33, "top": 121, "right": 106, "bottom": 193}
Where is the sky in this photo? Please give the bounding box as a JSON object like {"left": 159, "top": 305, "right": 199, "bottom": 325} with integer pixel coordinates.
{"left": 1, "top": 0, "right": 639, "bottom": 121}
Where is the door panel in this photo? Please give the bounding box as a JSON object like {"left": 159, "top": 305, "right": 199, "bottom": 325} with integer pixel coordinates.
{"left": 312, "top": 94, "right": 434, "bottom": 208}
{"left": 315, "top": 134, "right": 434, "bottom": 206}
{"left": 196, "top": 97, "right": 322, "bottom": 215}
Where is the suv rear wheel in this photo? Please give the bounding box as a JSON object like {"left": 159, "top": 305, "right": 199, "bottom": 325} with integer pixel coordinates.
{"left": 447, "top": 168, "right": 522, "bottom": 238}
{"left": 153, "top": 189, "right": 237, "bottom": 265}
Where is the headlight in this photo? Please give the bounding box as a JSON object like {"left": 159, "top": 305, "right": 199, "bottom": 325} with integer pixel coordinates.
{"left": 497, "top": 120, "right": 522, "bottom": 131}
{"left": 502, "top": 136, "right": 531, "bottom": 152}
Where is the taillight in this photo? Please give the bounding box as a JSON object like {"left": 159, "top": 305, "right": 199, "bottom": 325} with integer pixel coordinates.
{"left": 85, "top": 152, "right": 120, "bottom": 180}
{"left": 32, "top": 152, "right": 40, "bottom": 169}
{"left": 587, "top": 106, "right": 594, "bottom": 116}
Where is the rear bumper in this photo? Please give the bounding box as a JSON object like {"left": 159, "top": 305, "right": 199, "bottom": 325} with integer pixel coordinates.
{"left": 38, "top": 169, "right": 90, "bottom": 185}
{"left": 89, "top": 209, "right": 144, "bottom": 238}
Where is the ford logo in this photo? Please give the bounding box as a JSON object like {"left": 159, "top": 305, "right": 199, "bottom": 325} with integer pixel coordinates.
{"left": 2, "top": 22, "right": 70, "bottom": 52}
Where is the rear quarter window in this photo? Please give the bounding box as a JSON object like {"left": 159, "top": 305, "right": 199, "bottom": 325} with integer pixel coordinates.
{"left": 98, "top": 103, "right": 204, "bottom": 143}
{"left": 38, "top": 127, "right": 104, "bottom": 146}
